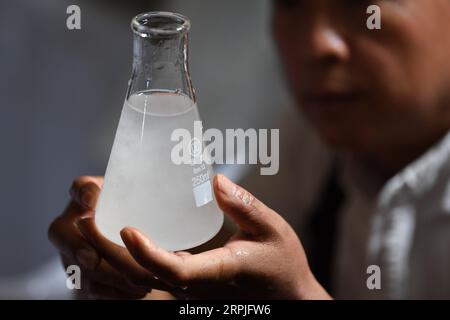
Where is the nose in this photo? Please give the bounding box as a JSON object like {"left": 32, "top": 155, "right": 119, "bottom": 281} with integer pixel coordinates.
{"left": 303, "top": 15, "right": 350, "bottom": 66}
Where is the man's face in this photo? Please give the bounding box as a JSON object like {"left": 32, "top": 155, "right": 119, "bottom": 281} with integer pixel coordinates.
{"left": 273, "top": 0, "right": 450, "bottom": 156}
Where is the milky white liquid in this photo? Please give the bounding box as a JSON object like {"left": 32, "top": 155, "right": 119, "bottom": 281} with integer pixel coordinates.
{"left": 95, "top": 91, "right": 224, "bottom": 251}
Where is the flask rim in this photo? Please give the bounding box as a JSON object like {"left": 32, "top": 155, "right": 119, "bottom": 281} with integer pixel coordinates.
{"left": 131, "top": 11, "right": 191, "bottom": 38}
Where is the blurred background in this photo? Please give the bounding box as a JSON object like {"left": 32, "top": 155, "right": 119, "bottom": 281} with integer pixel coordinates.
{"left": 0, "top": 0, "right": 289, "bottom": 298}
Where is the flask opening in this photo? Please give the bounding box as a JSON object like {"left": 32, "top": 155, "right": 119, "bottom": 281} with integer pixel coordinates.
{"left": 131, "top": 12, "right": 191, "bottom": 38}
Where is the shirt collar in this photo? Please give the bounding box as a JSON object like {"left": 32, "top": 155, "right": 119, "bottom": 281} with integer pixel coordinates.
{"left": 338, "top": 130, "right": 450, "bottom": 208}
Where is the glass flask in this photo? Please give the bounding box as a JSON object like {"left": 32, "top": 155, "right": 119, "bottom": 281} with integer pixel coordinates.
{"left": 95, "top": 12, "right": 224, "bottom": 251}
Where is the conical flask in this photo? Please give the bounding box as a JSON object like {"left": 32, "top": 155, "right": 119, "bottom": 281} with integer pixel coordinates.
{"left": 95, "top": 12, "right": 224, "bottom": 251}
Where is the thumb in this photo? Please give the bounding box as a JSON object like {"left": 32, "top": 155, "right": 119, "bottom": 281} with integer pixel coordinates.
{"left": 70, "top": 176, "right": 104, "bottom": 210}
{"left": 213, "top": 174, "right": 279, "bottom": 236}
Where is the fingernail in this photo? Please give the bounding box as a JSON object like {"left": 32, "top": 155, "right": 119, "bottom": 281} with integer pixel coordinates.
{"left": 120, "top": 228, "right": 135, "bottom": 246}
{"left": 76, "top": 248, "right": 99, "bottom": 271}
{"left": 80, "top": 188, "right": 96, "bottom": 209}
{"left": 215, "top": 174, "right": 236, "bottom": 197}
{"left": 216, "top": 174, "right": 254, "bottom": 206}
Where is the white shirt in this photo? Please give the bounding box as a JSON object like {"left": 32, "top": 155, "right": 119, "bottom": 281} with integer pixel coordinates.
{"left": 240, "top": 108, "right": 450, "bottom": 299}
{"left": 335, "top": 130, "right": 450, "bottom": 299}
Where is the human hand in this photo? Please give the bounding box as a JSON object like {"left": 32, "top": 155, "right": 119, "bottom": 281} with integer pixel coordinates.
{"left": 77, "top": 174, "right": 331, "bottom": 300}
{"left": 48, "top": 176, "right": 164, "bottom": 299}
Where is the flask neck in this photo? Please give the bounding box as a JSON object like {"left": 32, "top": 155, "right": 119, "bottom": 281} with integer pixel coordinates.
{"left": 127, "top": 12, "right": 195, "bottom": 102}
